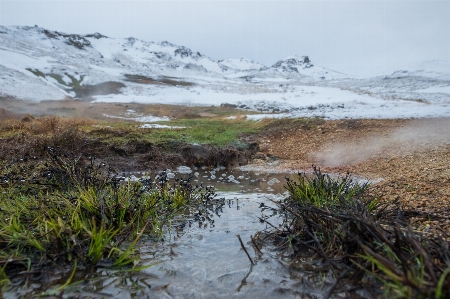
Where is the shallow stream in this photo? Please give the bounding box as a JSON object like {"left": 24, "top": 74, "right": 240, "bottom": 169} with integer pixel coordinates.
{"left": 5, "top": 168, "right": 340, "bottom": 298}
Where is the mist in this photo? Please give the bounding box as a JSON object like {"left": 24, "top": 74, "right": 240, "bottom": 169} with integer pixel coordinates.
{"left": 313, "top": 118, "right": 450, "bottom": 167}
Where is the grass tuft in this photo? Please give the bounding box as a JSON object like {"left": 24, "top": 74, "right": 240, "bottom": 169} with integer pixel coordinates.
{"left": 0, "top": 146, "right": 216, "bottom": 288}
{"left": 285, "top": 165, "right": 370, "bottom": 208}
{"left": 260, "top": 166, "right": 450, "bottom": 298}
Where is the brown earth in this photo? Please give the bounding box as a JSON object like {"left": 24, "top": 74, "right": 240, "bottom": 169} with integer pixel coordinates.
{"left": 0, "top": 99, "right": 256, "bottom": 171}
{"left": 2, "top": 98, "right": 449, "bottom": 232}
{"left": 248, "top": 117, "right": 450, "bottom": 233}
{"left": 0, "top": 132, "right": 252, "bottom": 172}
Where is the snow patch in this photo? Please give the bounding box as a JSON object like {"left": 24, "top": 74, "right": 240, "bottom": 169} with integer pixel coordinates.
{"left": 140, "top": 124, "right": 186, "bottom": 129}
{"left": 102, "top": 113, "right": 169, "bottom": 122}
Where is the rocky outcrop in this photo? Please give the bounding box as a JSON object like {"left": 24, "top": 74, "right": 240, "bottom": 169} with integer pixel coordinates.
{"left": 271, "top": 55, "right": 314, "bottom": 72}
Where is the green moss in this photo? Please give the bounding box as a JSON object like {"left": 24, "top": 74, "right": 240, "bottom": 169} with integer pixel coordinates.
{"left": 48, "top": 73, "right": 67, "bottom": 85}
{"left": 26, "top": 68, "right": 46, "bottom": 78}
{"left": 25, "top": 69, "right": 85, "bottom": 90}
{"left": 65, "top": 73, "right": 84, "bottom": 88}
{"left": 89, "top": 118, "right": 261, "bottom": 147}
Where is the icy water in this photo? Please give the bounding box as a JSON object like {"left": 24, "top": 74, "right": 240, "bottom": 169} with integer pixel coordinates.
{"left": 5, "top": 168, "right": 337, "bottom": 299}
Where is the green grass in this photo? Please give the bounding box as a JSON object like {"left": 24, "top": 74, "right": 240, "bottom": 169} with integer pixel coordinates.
{"left": 150, "top": 118, "right": 260, "bottom": 147}
{"left": 47, "top": 73, "right": 67, "bottom": 85}
{"left": 0, "top": 147, "right": 215, "bottom": 289}
{"left": 90, "top": 118, "right": 262, "bottom": 147}
{"left": 0, "top": 112, "right": 263, "bottom": 150}
{"left": 285, "top": 165, "right": 372, "bottom": 208}
{"left": 264, "top": 166, "right": 450, "bottom": 299}
{"left": 26, "top": 68, "right": 46, "bottom": 78}
{"left": 64, "top": 73, "right": 84, "bottom": 89}
{"left": 25, "top": 69, "right": 85, "bottom": 93}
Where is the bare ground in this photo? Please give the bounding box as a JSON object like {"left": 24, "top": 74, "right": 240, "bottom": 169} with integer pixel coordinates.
{"left": 248, "top": 118, "right": 450, "bottom": 233}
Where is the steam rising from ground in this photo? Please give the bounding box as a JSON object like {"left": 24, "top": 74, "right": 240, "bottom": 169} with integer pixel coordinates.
{"left": 313, "top": 118, "right": 450, "bottom": 167}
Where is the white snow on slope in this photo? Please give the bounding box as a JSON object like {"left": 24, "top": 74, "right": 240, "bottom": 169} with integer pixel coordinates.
{"left": 0, "top": 65, "right": 68, "bottom": 101}
{"left": 93, "top": 84, "right": 450, "bottom": 120}
{"left": 1, "top": 25, "right": 450, "bottom": 120}
{"left": 382, "top": 60, "right": 450, "bottom": 81}
{"left": 415, "top": 85, "right": 450, "bottom": 94}
{"left": 218, "top": 58, "right": 264, "bottom": 71}
{"left": 0, "top": 48, "right": 53, "bottom": 71}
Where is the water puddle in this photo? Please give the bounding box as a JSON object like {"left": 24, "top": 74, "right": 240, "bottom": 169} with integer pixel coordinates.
{"left": 4, "top": 168, "right": 345, "bottom": 298}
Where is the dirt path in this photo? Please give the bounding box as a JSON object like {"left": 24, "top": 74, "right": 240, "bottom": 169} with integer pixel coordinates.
{"left": 248, "top": 117, "right": 450, "bottom": 232}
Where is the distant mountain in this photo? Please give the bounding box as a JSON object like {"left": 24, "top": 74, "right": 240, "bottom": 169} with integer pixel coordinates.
{"left": 0, "top": 25, "right": 350, "bottom": 101}
{"left": 383, "top": 61, "right": 450, "bottom": 81}
{"left": 0, "top": 25, "right": 449, "bottom": 113}
{"left": 264, "top": 55, "right": 348, "bottom": 80}
{"left": 270, "top": 55, "right": 314, "bottom": 72}
{"left": 218, "top": 58, "right": 265, "bottom": 72}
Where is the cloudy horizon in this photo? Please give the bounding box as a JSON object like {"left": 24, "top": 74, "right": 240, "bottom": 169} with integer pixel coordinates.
{"left": 1, "top": 0, "right": 449, "bottom": 77}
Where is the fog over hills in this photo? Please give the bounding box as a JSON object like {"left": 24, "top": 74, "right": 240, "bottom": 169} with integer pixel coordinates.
{"left": 1, "top": 25, "right": 449, "bottom": 119}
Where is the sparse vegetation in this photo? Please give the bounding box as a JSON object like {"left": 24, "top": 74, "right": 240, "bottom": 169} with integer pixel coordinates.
{"left": 0, "top": 113, "right": 262, "bottom": 170}
{"left": 26, "top": 68, "right": 46, "bottom": 78}
{"left": 73, "top": 81, "right": 125, "bottom": 99}
{"left": 25, "top": 68, "right": 125, "bottom": 99}
{"left": 124, "top": 74, "right": 194, "bottom": 86}
{"left": 260, "top": 166, "right": 450, "bottom": 298}
{"left": 47, "top": 73, "right": 68, "bottom": 85}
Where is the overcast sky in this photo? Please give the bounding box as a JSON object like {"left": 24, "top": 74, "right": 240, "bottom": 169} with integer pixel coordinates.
{"left": 1, "top": 0, "right": 449, "bottom": 77}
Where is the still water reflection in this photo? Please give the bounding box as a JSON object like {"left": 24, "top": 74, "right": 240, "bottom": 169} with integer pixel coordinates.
{"left": 5, "top": 168, "right": 334, "bottom": 298}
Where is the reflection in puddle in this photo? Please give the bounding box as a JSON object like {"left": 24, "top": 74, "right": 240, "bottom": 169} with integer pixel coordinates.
{"left": 140, "top": 192, "right": 290, "bottom": 299}
{"left": 134, "top": 168, "right": 325, "bottom": 298}
{"left": 4, "top": 168, "right": 334, "bottom": 298}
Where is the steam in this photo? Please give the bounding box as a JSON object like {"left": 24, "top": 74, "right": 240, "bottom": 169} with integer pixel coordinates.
{"left": 313, "top": 118, "right": 450, "bottom": 167}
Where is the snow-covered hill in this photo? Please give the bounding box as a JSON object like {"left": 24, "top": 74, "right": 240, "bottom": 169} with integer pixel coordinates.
{"left": 217, "top": 58, "right": 266, "bottom": 74}
{"left": 0, "top": 25, "right": 449, "bottom": 119}
{"left": 264, "top": 55, "right": 348, "bottom": 80}
{"left": 381, "top": 61, "right": 450, "bottom": 81}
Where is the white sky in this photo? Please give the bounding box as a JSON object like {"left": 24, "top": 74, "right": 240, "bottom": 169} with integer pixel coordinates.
{"left": 0, "top": 0, "right": 449, "bottom": 77}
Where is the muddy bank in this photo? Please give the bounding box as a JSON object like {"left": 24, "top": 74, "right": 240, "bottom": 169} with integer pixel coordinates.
{"left": 0, "top": 133, "right": 258, "bottom": 171}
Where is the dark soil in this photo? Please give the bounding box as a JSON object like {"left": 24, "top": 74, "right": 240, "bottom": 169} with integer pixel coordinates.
{"left": 0, "top": 133, "right": 256, "bottom": 172}
{"left": 74, "top": 81, "right": 126, "bottom": 99}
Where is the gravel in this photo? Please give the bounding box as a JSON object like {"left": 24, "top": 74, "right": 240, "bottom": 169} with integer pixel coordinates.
{"left": 247, "top": 117, "right": 450, "bottom": 234}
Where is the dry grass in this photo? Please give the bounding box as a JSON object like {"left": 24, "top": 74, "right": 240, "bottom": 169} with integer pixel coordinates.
{"left": 0, "top": 115, "right": 94, "bottom": 136}
{"left": 0, "top": 113, "right": 259, "bottom": 170}
{"left": 0, "top": 108, "right": 20, "bottom": 121}
{"left": 0, "top": 116, "right": 95, "bottom": 162}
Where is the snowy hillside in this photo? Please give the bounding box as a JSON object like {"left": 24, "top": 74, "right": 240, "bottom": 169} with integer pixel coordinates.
{"left": 0, "top": 25, "right": 449, "bottom": 119}
{"left": 218, "top": 58, "right": 265, "bottom": 72}
{"left": 382, "top": 61, "right": 450, "bottom": 81}
{"left": 262, "top": 55, "right": 349, "bottom": 80}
